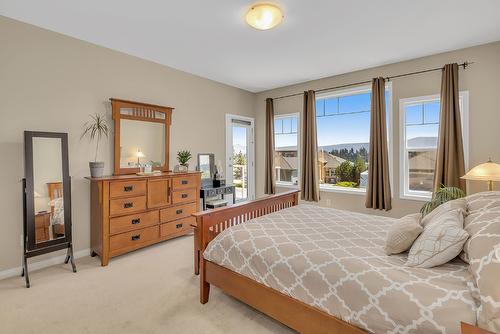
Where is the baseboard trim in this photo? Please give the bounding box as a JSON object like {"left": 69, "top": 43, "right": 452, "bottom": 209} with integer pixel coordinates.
{"left": 0, "top": 248, "right": 90, "bottom": 281}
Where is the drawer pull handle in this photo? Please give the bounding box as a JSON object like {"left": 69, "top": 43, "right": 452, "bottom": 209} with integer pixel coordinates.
{"left": 124, "top": 185, "right": 133, "bottom": 192}
{"left": 181, "top": 193, "right": 188, "bottom": 199}
{"left": 176, "top": 223, "right": 183, "bottom": 229}
{"left": 131, "top": 235, "right": 141, "bottom": 241}
{"left": 181, "top": 180, "right": 188, "bottom": 185}
{"left": 131, "top": 218, "right": 140, "bottom": 225}
{"left": 124, "top": 202, "right": 134, "bottom": 209}
{"left": 176, "top": 209, "right": 183, "bottom": 215}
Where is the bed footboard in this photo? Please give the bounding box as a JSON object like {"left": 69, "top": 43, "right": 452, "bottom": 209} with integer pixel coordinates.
{"left": 192, "top": 190, "right": 299, "bottom": 303}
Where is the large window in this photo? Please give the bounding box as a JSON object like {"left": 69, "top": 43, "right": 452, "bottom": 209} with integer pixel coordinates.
{"left": 274, "top": 114, "right": 299, "bottom": 185}
{"left": 315, "top": 85, "right": 391, "bottom": 192}
{"left": 400, "top": 92, "right": 468, "bottom": 200}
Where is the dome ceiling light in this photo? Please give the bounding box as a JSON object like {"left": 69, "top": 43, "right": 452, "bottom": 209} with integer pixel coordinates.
{"left": 245, "top": 4, "right": 284, "bottom": 30}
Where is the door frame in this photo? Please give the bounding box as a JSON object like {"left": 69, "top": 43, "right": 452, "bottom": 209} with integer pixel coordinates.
{"left": 225, "top": 114, "right": 255, "bottom": 201}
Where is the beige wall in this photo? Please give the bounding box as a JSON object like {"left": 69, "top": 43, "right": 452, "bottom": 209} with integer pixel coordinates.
{"left": 2, "top": 14, "right": 499, "bottom": 275}
{"left": 0, "top": 16, "right": 255, "bottom": 273}
{"left": 255, "top": 41, "right": 500, "bottom": 218}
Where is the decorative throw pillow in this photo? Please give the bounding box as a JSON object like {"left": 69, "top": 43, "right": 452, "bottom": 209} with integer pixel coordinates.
{"left": 406, "top": 209, "right": 468, "bottom": 268}
{"left": 421, "top": 197, "right": 467, "bottom": 227}
{"left": 384, "top": 213, "right": 423, "bottom": 255}
{"left": 461, "top": 192, "right": 500, "bottom": 332}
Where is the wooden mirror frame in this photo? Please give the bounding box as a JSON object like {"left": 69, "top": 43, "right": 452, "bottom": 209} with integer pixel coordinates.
{"left": 111, "top": 98, "right": 173, "bottom": 175}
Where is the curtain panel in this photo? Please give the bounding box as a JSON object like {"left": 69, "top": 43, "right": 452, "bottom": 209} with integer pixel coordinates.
{"left": 265, "top": 98, "right": 276, "bottom": 194}
{"left": 365, "top": 77, "right": 392, "bottom": 210}
{"left": 433, "top": 63, "right": 466, "bottom": 192}
{"left": 301, "top": 90, "right": 320, "bottom": 202}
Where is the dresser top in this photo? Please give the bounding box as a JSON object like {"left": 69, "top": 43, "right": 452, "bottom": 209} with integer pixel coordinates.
{"left": 85, "top": 171, "right": 201, "bottom": 182}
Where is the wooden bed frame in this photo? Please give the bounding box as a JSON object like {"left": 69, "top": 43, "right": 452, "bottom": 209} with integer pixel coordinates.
{"left": 192, "top": 190, "right": 481, "bottom": 334}
{"left": 192, "top": 190, "right": 366, "bottom": 334}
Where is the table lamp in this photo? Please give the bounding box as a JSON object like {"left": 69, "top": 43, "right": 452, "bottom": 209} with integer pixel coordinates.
{"left": 461, "top": 159, "right": 500, "bottom": 191}
{"left": 136, "top": 149, "right": 145, "bottom": 165}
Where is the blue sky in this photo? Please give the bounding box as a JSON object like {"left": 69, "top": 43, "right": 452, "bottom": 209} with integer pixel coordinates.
{"left": 274, "top": 93, "right": 440, "bottom": 148}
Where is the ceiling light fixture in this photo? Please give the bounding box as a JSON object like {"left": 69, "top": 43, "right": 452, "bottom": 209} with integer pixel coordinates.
{"left": 245, "top": 4, "right": 283, "bottom": 30}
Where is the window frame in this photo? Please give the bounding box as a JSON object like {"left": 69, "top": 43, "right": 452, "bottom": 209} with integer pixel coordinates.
{"left": 274, "top": 112, "right": 300, "bottom": 187}
{"left": 399, "top": 91, "right": 469, "bottom": 201}
{"left": 315, "top": 83, "right": 393, "bottom": 195}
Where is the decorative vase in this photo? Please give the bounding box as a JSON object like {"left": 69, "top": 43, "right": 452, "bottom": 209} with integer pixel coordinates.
{"left": 174, "top": 164, "right": 188, "bottom": 172}
{"left": 89, "top": 161, "right": 105, "bottom": 178}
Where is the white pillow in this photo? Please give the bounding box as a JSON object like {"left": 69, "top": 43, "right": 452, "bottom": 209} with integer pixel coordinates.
{"left": 406, "top": 209, "right": 468, "bottom": 268}
{"left": 421, "top": 197, "right": 467, "bottom": 227}
{"left": 384, "top": 213, "right": 423, "bottom": 255}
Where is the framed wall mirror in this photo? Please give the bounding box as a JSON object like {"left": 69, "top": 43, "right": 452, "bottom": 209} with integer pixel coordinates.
{"left": 111, "top": 98, "right": 173, "bottom": 175}
{"left": 23, "top": 131, "right": 76, "bottom": 287}
{"left": 198, "top": 153, "right": 215, "bottom": 188}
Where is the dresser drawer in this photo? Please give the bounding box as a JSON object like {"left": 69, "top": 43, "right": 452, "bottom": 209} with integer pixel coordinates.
{"left": 110, "top": 226, "right": 159, "bottom": 254}
{"left": 171, "top": 188, "right": 197, "bottom": 204}
{"left": 110, "top": 196, "right": 147, "bottom": 216}
{"left": 110, "top": 210, "right": 159, "bottom": 235}
{"left": 160, "top": 203, "right": 197, "bottom": 223}
{"left": 172, "top": 175, "right": 198, "bottom": 191}
{"left": 160, "top": 216, "right": 194, "bottom": 238}
{"left": 110, "top": 180, "right": 147, "bottom": 199}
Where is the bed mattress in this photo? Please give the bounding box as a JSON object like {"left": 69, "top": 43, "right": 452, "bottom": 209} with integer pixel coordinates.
{"left": 204, "top": 204, "right": 477, "bottom": 334}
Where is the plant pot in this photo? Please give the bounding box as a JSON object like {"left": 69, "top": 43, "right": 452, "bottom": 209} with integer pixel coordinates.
{"left": 89, "top": 161, "right": 105, "bottom": 178}
{"left": 174, "top": 164, "right": 188, "bottom": 172}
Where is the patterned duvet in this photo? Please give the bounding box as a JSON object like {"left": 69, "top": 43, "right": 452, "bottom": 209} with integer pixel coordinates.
{"left": 204, "top": 204, "right": 477, "bottom": 334}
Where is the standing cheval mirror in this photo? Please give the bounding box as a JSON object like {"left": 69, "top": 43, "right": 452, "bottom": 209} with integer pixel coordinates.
{"left": 23, "top": 131, "right": 76, "bottom": 288}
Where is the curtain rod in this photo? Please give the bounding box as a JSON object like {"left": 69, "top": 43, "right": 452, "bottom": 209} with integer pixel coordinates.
{"left": 271, "top": 61, "right": 473, "bottom": 101}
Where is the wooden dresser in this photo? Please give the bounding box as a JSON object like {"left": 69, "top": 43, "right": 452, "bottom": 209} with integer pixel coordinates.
{"left": 87, "top": 171, "right": 201, "bottom": 266}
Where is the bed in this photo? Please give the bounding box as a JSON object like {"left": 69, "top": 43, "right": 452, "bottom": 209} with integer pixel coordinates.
{"left": 193, "top": 190, "right": 497, "bottom": 334}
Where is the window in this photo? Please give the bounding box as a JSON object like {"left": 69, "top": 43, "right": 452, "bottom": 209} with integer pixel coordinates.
{"left": 274, "top": 114, "right": 299, "bottom": 185}
{"left": 315, "top": 85, "right": 392, "bottom": 192}
{"left": 400, "top": 92, "right": 468, "bottom": 200}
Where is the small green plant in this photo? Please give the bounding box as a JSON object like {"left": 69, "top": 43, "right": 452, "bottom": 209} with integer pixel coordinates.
{"left": 420, "top": 186, "right": 466, "bottom": 217}
{"left": 81, "top": 113, "right": 109, "bottom": 162}
{"left": 177, "top": 150, "right": 192, "bottom": 166}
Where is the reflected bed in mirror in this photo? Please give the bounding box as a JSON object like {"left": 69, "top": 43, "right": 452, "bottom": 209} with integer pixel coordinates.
{"left": 32, "top": 137, "right": 65, "bottom": 243}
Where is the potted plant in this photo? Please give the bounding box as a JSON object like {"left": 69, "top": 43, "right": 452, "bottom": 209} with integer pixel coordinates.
{"left": 420, "top": 186, "right": 465, "bottom": 216}
{"left": 81, "top": 113, "right": 109, "bottom": 177}
{"left": 176, "top": 150, "right": 192, "bottom": 172}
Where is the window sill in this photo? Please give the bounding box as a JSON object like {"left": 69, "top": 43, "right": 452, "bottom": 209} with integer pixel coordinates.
{"left": 400, "top": 193, "right": 431, "bottom": 202}
{"left": 319, "top": 185, "right": 366, "bottom": 195}
{"left": 276, "top": 182, "right": 299, "bottom": 189}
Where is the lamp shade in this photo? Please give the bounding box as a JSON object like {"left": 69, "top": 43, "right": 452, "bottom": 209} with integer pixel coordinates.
{"left": 136, "top": 149, "right": 145, "bottom": 158}
{"left": 461, "top": 160, "right": 500, "bottom": 181}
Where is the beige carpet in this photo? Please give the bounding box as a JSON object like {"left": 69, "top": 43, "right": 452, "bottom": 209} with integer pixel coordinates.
{"left": 0, "top": 235, "right": 294, "bottom": 334}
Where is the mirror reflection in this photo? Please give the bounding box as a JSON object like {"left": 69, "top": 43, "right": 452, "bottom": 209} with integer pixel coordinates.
{"left": 32, "top": 137, "right": 64, "bottom": 243}
{"left": 199, "top": 154, "right": 212, "bottom": 179}
{"left": 119, "top": 119, "right": 165, "bottom": 168}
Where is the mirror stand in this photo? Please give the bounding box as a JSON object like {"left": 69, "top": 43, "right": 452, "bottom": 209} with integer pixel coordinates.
{"left": 22, "top": 131, "right": 77, "bottom": 288}
{"left": 21, "top": 178, "right": 76, "bottom": 288}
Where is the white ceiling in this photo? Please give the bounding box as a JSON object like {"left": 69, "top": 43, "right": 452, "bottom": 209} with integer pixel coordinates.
{"left": 2, "top": 0, "right": 500, "bottom": 92}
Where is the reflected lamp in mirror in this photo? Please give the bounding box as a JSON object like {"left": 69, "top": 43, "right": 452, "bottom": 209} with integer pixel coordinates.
{"left": 461, "top": 159, "right": 500, "bottom": 191}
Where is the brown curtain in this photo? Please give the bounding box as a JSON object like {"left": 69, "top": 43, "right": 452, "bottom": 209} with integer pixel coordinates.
{"left": 301, "top": 90, "right": 320, "bottom": 202}
{"left": 264, "top": 98, "right": 276, "bottom": 194}
{"left": 365, "top": 77, "right": 392, "bottom": 210}
{"left": 433, "top": 63, "right": 465, "bottom": 191}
